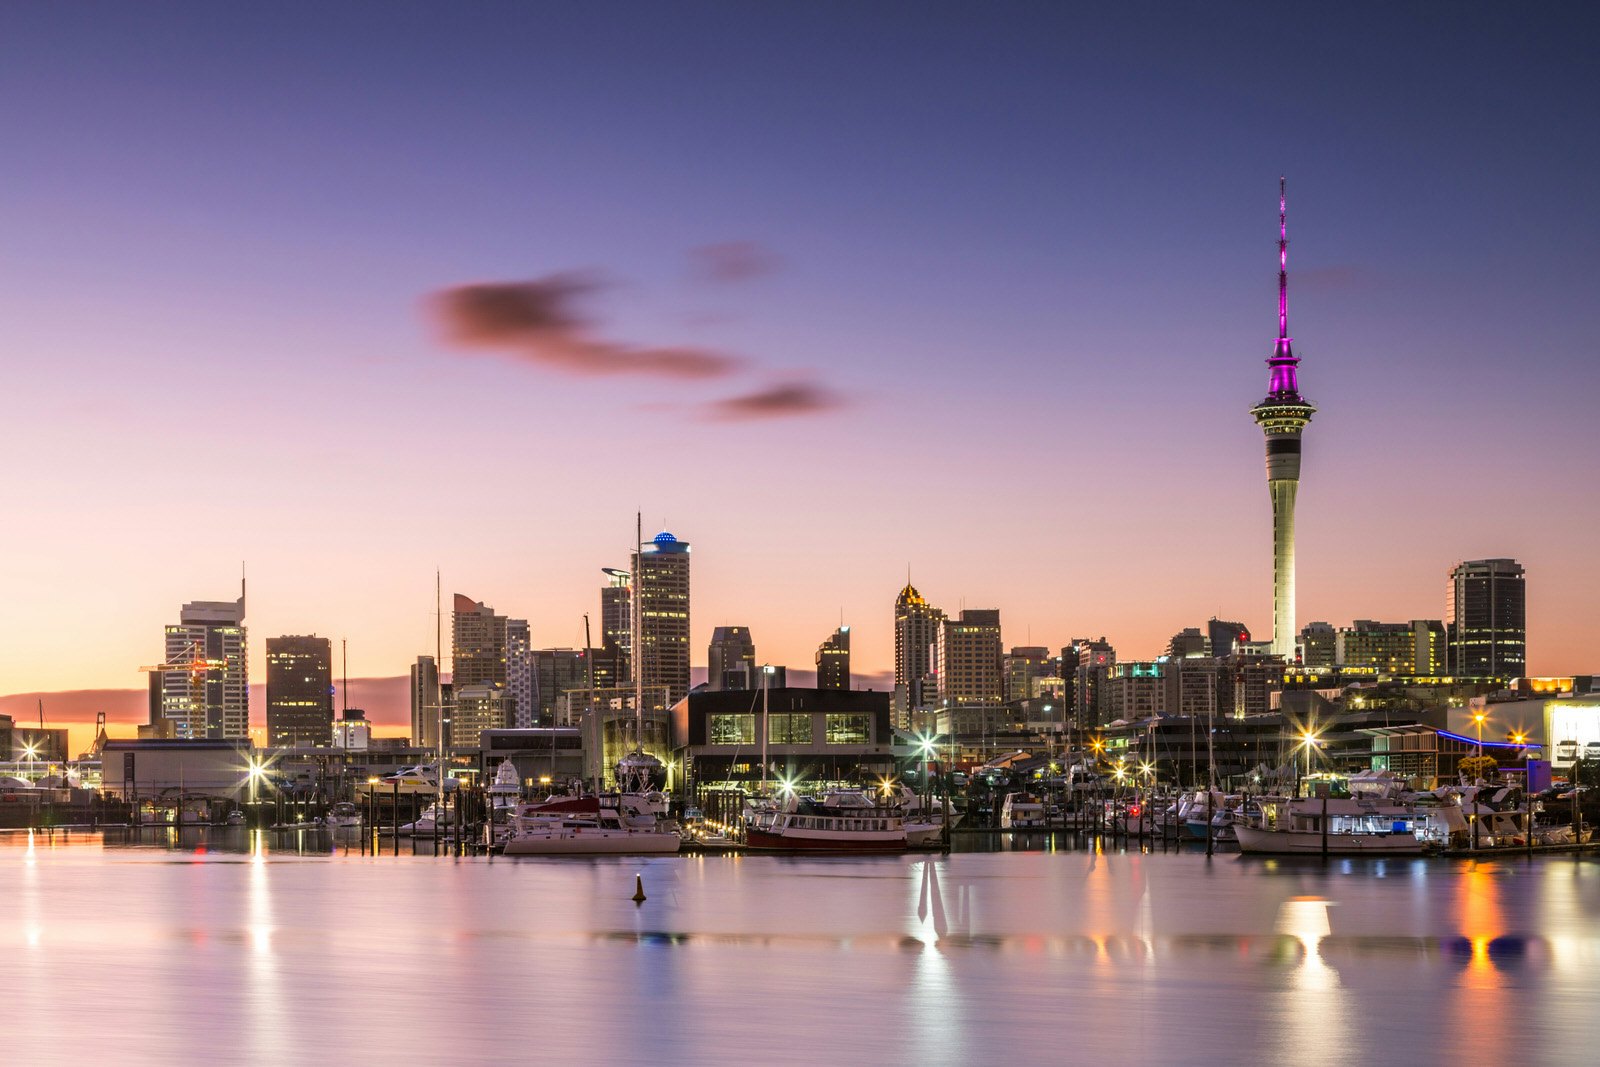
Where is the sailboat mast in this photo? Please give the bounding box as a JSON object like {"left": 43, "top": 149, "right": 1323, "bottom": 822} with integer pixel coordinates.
{"left": 435, "top": 570, "right": 444, "bottom": 816}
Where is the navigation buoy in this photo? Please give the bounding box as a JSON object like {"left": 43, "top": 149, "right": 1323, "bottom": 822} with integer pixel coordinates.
{"left": 632, "top": 873, "right": 647, "bottom": 904}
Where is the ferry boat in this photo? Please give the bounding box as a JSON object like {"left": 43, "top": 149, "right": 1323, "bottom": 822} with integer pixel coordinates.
{"left": 502, "top": 794, "right": 680, "bottom": 856}
{"left": 745, "top": 790, "right": 908, "bottom": 852}
{"left": 1234, "top": 795, "right": 1429, "bottom": 856}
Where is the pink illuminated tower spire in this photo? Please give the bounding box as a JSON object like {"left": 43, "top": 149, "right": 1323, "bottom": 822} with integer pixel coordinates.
{"left": 1250, "top": 177, "right": 1316, "bottom": 661}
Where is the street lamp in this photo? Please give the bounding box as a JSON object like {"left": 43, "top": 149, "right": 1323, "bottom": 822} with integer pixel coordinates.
{"left": 1298, "top": 729, "right": 1320, "bottom": 796}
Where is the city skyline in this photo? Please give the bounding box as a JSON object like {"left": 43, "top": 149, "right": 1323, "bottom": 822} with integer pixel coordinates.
{"left": 4, "top": 6, "right": 1596, "bottom": 745}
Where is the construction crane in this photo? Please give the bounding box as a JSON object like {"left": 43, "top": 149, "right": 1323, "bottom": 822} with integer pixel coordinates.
{"left": 139, "top": 640, "right": 217, "bottom": 737}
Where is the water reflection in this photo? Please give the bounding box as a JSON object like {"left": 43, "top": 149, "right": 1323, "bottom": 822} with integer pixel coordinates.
{"left": 3, "top": 837, "right": 1600, "bottom": 1064}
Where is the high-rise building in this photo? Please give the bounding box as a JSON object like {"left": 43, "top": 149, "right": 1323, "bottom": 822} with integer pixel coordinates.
{"left": 893, "top": 583, "right": 944, "bottom": 728}
{"left": 1003, "top": 646, "right": 1050, "bottom": 703}
{"left": 1249, "top": 179, "right": 1316, "bottom": 659}
{"left": 1166, "top": 628, "right": 1209, "bottom": 659}
{"left": 600, "top": 567, "right": 632, "bottom": 685}
{"left": 157, "top": 590, "right": 248, "bottom": 739}
{"left": 410, "top": 655, "right": 440, "bottom": 748}
{"left": 707, "top": 626, "right": 756, "bottom": 691}
{"left": 633, "top": 530, "right": 691, "bottom": 707}
{"left": 1448, "top": 559, "right": 1527, "bottom": 677}
{"left": 1207, "top": 619, "right": 1252, "bottom": 659}
{"left": 506, "top": 619, "right": 534, "bottom": 728}
{"left": 816, "top": 626, "right": 851, "bottom": 690}
{"left": 1100, "top": 661, "right": 1167, "bottom": 721}
{"left": 935, "top": 609, "right": 1003, "bottom": 708}
{"left": 452, "top": 594, "right": 508, "bottom": 690}
{"left": 265, "top": 635, "right": 333, "bottom": 747}
{"left": 532, "top": 648, "right": 588, "bottom": 723}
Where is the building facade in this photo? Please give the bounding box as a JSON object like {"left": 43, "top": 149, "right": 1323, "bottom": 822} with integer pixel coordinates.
{"left": 452, "top": 594, "right": 508, "bottom": 690}
{"left": 265, "top": 635, "right": 334, "bottom": 747}
{"left": 409, "top": 655, "right": 441, "bottom": 749}
{"left": 935, "top": 609, "right": 1003, "bottom": 708}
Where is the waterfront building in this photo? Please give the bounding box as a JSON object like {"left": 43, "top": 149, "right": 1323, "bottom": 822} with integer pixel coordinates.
{"left": 409, "top": 655, "right": 441, "bottom": 749}
{"left": 1249, "top": 179, "right": 1316, "bottom": 660}
{"left": 816, "top": 626, "right": 851, "bottom": 690}
{"left": 100, "top": 739, "right": 255, "bottom": 801}
{"left": 935, "top": 609, "right": 1003, "bottom": 709}
{"left": 506, "top": 619, "right": 534, "bottom": 728}
{"left": 893, "top": 582, "right": 944, "bottom": 729}
{"left": 477, "top": 727, "right": 585, "bottom": 790}
{"left": 155, "top": 590, "right": 248, "bottom": 740}
{"left": 452, "top": 594, "right": 508, "bottom": 690}
{"left": 1447, "top": 558, "right": 1527, "bottom": 677}
{"left": 670, "top": 687, "right": 894, "bottom": 794}
{"left": 1218, "top": 653, "right": 1286, "bottom": 718}
{"left": 264, "top": 635, "right": 334, "bottom": 748}
{"left": 1003, "top": 646, "right": 1051, "bottom": 703}
{"left": 600, "top": 567, "right": 632, "bottom": 685}
{"left": 633, "top": 530, "right": 692, "bottom": 706}
{"left": 332, "top": 708, "right": 370, "bottom": 750}
{"left": 451, "top": 684, "right": 509, "bottom": 750}
{"left": 707, "top": 625, "right": 756, "bottom": 691}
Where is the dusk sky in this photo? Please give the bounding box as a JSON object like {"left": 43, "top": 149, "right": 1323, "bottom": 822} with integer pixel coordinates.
{"left": 3, "top": 3, "right": 1597, "bottom": 745}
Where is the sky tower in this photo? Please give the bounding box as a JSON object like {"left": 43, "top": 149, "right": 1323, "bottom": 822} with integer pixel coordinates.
{"left": 1250, "top": 178, "right": 1316, "bottom": 660}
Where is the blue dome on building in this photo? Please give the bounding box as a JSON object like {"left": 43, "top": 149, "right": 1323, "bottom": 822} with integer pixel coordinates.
{"left": 653, "top": 531, "right": 677, "bottom": 545}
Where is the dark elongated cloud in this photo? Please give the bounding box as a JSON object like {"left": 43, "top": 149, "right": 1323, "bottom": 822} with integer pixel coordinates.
{"left": 691, "top": 241, "right": 780, "bottom": 282}
{"left": 431, "top": 275, "right": 740, "bottom": 379}
{"left": 702, "top": 381, "right": 847, "bottom": 421}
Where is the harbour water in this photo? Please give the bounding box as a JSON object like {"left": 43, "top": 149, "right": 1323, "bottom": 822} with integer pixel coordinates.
{"left": 5, "top": 830, "right": 1598, "bottom": 1065}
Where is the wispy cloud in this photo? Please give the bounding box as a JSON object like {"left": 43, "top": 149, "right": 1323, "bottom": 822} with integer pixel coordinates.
{"left": 690, "top": 241, "right": 781, "bottom": 283}
{"left": 702, "top": 380, "right": 848, "bottom": 421}
{"left": 431, "top": 275, "right": 741, "bottom": 379}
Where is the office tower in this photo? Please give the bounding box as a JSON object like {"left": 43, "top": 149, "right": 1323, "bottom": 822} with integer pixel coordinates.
{"left": 935, "top": 609, "right": 1003, "bottom": 707}
{"left": 452, "top": 594, "right": 508, "bottom": 690}
{"left": 1069, "top": 637, "right": 1115, "bottom": 731}
{"left": 633, "top": 530, "right": 691, "bottom": 706}
{"left": 1250, "top": 179, "right": 1316, "bottom": 659}
{"left": 707, "top": 626, "right": 757, "bottom": 691}
{"left": 816, "top": 626, "right": 851, "bottom": 690}
{"left": 600, "top": 567, "right": 632, "bottom": 685}
{"left": 1207, "top": 618, "right": 1252, "bottom": 659}
{"left": 1447, "top": 559, "right": 1527, "bottom": 677}
{"left": 1299, "top": 622, "right": 1336, "bottom": 670}
{"left": 157, "top": 589, "right": 248, "bottom": 739}
{"left": 1165, "top": 656, "right": 1219, "bottom": 720}
{"left": 264, "top": 635, "right": 334, "bottom": 747}
{"left": 1003, "top": 646, "right": 1050, "bottom": 703}
{"left": 893, "top": 582, "right": 945, "bottom": 727}
{"left": 410, "top": 655, "right": 441, "bottom": 748}
{"left": 1100, "top": 661, "right": 1166, "bottom": 721}
{"left": 506, "top": 619, "right": 534, "bottom": 728}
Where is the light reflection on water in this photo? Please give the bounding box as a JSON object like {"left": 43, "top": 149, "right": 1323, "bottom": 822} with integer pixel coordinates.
{"left": 3, "top": 829, "right": 1598, "bottom": 1065}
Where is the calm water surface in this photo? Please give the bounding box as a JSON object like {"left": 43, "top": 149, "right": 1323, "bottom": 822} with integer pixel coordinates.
{"left": 4, "top": 829, "right": 1598, "bottom": 1065}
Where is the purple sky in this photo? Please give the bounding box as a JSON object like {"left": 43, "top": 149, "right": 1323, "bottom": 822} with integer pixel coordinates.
{"left": 2, "top": 3, "right": 1597, "bottom": 745}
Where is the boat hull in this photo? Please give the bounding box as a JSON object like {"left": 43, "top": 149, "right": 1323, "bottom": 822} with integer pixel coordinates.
{"left": 744, "top": 826, "right": 907, "bottom": 853}
{"left": 503, "top": 830, "right": 681, "bottom": 856}
{"left": 1235, "top": 824, "right": 1425, "bottom": 856}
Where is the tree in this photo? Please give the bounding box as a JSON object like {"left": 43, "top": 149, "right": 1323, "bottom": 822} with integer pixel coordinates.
{"left": 1458, "top": 754, "right": 1498, "bottom": 782}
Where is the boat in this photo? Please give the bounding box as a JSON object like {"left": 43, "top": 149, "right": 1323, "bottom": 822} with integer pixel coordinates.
{"left": 745, "top": 789, "right": 908, "bottom": 852}
{"left": 325, "top": 801, "right": 362, "bottom": 828}
{"left": 367, "top": 765, "right": 459, "bottom": 796}
{"left": 1234, "top": 795, "right": 1429, "bottom": 855}
{"left": 894, "top": 786, "right": 961, "bottom": 847}
{"left": 398, "top": 803, "right": 451, "bottom": 836}
{"left": 503, "top": 794, "right": 681, "bottom": 855}
{"left": 999, "top": 792, "right": 1047, "bottom": 829}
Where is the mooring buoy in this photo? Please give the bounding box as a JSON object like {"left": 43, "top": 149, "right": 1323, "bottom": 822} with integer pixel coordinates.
{"left": 632, "top": 873, "right": 647, "bottom": 904}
